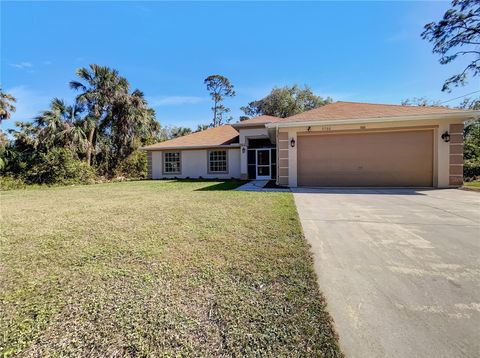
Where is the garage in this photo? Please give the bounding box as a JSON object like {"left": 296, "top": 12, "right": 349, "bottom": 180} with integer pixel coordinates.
{"left": 297, "top": 130, "right": 434, "bottom": 187}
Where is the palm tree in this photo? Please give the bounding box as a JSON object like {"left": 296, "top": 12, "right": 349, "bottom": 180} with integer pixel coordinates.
{"left": 0, "top": 87, "right": 17, "bottom": 123}
{"left": 34, "top": 98, "right": 88, "bottom": 154}
{"left": 34, "top": 98, "right": 67, "bottom": 150}
{"left": 70, "top": 64, "right": 130, "bottom": 166}
{"left": 170, "top": 127, "right": 192, "bottom": 138}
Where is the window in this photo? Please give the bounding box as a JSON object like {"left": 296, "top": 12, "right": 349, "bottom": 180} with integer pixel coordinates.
{"left": 163, "top": 152, "right": 181, "bottom": 174}
{"left": 208, "top": 150, "right": 228, "bottom": 173}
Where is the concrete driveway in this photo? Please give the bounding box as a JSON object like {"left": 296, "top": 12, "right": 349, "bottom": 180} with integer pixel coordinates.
{"left": 293, "top": 188, "right": 480, "bottom": 358}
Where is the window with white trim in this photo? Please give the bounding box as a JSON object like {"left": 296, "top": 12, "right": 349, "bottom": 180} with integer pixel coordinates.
{"left": 163, "top": 152, "right": 181, "bottom": 173}
{"left": 208, "top": 150, "right": 228, "bottom": 173}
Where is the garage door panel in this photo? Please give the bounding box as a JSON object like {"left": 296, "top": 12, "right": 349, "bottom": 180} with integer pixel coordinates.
{"left": 297, "top": 130, "right": 433, "bottom": 187}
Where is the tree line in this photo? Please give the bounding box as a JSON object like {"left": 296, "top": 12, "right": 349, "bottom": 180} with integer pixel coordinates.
{"left": 0, "top": 67, "right": 332, "bottom": 187}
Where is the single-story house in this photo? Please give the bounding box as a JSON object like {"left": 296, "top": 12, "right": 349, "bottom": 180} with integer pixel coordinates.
{"left": 142, "top": 101, "right": 479, "bottom": 188}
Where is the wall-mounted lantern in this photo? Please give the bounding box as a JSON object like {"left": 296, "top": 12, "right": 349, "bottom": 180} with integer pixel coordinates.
{"left": 441, "top": 131, "right": 451, "bottom": 143}
{"left": 241, "top": 145, "right": 246, "bottom": 154}
{"left": 290, "top": 138, "right": 296, "bottom": 148}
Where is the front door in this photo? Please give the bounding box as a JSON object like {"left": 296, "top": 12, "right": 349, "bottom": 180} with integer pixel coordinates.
{"left": 256, "top": 149, "right": 271, "bottom": 180}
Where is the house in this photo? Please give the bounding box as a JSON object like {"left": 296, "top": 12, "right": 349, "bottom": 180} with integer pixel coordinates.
{"left": 142, "top": 101, "right": 478, "bottom": 188}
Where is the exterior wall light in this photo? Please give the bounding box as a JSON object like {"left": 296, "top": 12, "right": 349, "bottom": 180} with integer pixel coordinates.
{"left": 441, "top": 131, "right": 451, "bottom": 143}
{"left": 241, "top": 146, "right": 246, "bottom": 154}
{"left": 290, "top": 138, "right": 296, "bottom": 147}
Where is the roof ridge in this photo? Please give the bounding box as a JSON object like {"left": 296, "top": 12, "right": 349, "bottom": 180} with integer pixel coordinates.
{"left": 142, "top": 124, "right": 239, "bottom": 150}
{"left": 334, "top": 100, "right": 452, "bottom": 109}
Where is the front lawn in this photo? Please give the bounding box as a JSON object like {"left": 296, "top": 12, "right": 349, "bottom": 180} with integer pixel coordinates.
{"left": 0, "top": 180, "right": 341, "bottom": 357}
{"left": 464, "top": 181, "right": 480, "bottom": 189}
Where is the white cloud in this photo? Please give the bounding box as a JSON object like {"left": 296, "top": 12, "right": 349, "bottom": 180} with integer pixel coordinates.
{"left": 9, "top": 62, "right": 33, "bottom": 69}
{"left": 148, "top": 95, "right": 207, "bottom": 106}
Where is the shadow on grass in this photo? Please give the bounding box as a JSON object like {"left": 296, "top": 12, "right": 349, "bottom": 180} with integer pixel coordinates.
{"left": 194, "top": 180, "right": 248, "bottom": 191}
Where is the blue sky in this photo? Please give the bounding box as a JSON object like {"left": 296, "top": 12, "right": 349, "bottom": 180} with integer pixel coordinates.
{"left": 1, "top": 1, "right": 479, "bottom": 132}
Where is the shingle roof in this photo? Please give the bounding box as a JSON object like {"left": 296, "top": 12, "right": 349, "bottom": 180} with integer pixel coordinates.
{"left": 284, "top": 101, "right": 466, "bottom": 122}
{"left": 234, "top": 115, "right": 282, "bottom": 125}
{"left": 142, "top": 125, "right": 239, "bottom": 150}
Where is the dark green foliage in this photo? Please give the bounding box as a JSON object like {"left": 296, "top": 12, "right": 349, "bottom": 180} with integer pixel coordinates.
{"left": 241, "top": 85, "right": 332, "bottom": 118}
{"left": 464, "top": 118, "right": 480, "bottom": 180}
{"left": 115, "top": 150, "right": 148, "bottom": 178}
{"left": 0, "top": 176, "right": 27, "bottom": 190}
{"left": 422, "top": 0, "right": 480, "bottom": 91}
{"left": 26, "top": 148, "right": 96, "bottom": 185}
{"left": 195, "top": 124, "right": 210, "bottom": 132}
{"left": 464, "top": 161, "right": 480, "bottom": 179}
{"left": 170, "top": 127, "right": 193, "bottom": 138}
{"left": 2, "top": 65, "right": 161, "bottom": 185}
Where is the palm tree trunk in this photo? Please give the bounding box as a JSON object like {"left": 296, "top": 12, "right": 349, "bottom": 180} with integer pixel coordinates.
{"left": 86, "top": 127, "right": 95, "bottom": 166}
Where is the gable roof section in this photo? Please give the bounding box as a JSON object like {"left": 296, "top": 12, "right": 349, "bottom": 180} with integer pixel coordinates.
{"left": 284, "top": 101, "right": 467, "bottom": 122}
{"left": 231, "top": 115, "right": 282, "bottom": 128}
{"left": 142, "top": 125, "right": 239, "bottom": 150}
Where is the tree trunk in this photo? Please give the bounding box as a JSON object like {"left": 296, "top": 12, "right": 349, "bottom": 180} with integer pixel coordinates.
{"left": 86, "top": 127, "right": 95, "bottom": 166}
{"left": 213, "top": 100, "right": 217, "bottom": 127}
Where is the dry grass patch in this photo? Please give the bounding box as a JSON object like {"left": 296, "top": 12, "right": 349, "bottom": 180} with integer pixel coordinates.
{"left": 0, "top": 180, "right": 342, "bottom": 357}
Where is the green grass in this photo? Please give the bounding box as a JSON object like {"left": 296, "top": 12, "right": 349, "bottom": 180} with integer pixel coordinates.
{"left": 0, "top": 180, "right": 341, "bottom": 357}
{"left": 464, "top": 181, "right": 480, "bottom": 188}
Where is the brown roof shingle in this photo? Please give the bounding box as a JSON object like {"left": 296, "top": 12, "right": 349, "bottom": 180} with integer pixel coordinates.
{"left": 234, "top": 115, "right": 282, "bottom": 125}
{"left": 284, "top": 101, "right": 466, "bottom": 122}
{"left": 143, "top": 125, "right": 239, "bottom": 150}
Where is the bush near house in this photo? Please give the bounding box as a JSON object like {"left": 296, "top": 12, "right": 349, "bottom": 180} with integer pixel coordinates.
{"left": 464, "top": 119, "right": 480, "bottom": 181}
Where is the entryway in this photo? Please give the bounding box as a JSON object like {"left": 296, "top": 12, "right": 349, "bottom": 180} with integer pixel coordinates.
{"left": 247, "top": 144, "right": 276, "bottom": 180}
{"left": 256, "top": 149, "right": 271, "bottom": 180}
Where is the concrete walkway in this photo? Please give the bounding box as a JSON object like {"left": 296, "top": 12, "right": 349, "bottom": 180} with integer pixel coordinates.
{"left": 235, "top": 180, "right": 290, "bottom": 192}
{"left": 293, "top": 188, "right": 480, "bottom": 358}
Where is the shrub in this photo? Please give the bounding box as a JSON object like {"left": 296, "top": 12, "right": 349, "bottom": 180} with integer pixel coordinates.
{"left": 0, "top": 176, "right": 27, "bottom": 191}
{"left": 26, "top": 148, "right": 96, "bottom": 185}
{"left": 464, "top": 160, "right": 480, "bottom": 181}
{"left": 115, "top": 150, "right": 147, "bottom": 179}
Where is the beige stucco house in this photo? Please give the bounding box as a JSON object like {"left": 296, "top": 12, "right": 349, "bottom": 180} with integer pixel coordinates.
{"left": 142, "top": 101, "right": 479, "bottom": 188}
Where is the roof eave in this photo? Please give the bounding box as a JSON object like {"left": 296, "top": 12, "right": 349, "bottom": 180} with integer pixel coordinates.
{"left": 141, "top": 144, "right": 241, "bottom": 151}
{"left": 231, "top": 122, "right": 269, "bottom": 129}
{"left": 265, "top": 111, "right": 479, "bottom": 129}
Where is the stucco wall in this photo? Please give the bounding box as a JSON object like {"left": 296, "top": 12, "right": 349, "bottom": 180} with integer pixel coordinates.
{"left": 277, "top": 118, "right": 465, "bottom": 188}
{"left": 151, "top": 148, "right": 241, "bottom": 179}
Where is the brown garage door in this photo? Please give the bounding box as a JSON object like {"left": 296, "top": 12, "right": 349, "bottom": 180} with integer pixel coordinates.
{"left": 297, "top": 130, "right": 434, "bottom": 187}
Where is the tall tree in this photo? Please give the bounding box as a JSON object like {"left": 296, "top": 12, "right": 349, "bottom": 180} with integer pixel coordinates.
{"left": 70, "top": 64, "right": 130, "bottom": 166}
{"left": 0, "top": 87, "right": 17, "bottom": 123}
{"left": 421, "top": 0, "right": 480, "bottom": 91}
{"left": 241, "top": 85, "right": 332, "bottom": 118}
{"left": 195, "top": 124, "right": 210, "bottom": 132}
{"left": 34, "top": 98, "right": 88, "bottom": 154}
{"left": 204, "top": 75, "right": 236, "bottom": 127}
{"left": 401, "top": 97, "right": 442, "bottom": 106}
{"left": 170, "top": 127, "right": 192, "bottom": 138}
{"left": 457, "top": 96, "right": 480, "bottom": 110}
